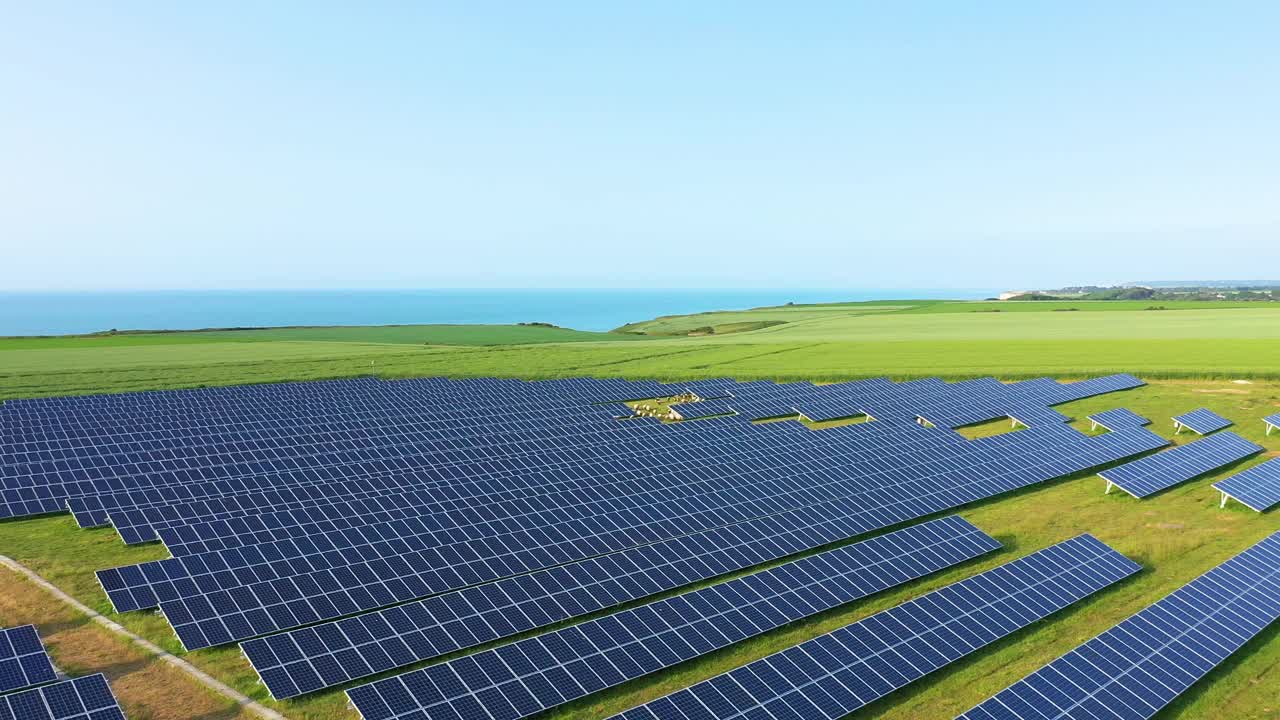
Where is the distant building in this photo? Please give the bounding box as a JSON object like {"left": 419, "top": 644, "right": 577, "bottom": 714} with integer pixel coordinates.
{"left": 998, "top": 291, "right": 1029, "bottom": 300}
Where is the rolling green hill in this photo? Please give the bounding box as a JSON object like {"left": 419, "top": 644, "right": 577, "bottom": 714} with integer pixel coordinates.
{"left": 7, "top": 295, "right": 1280, "bottom": 397}
{"left": 4, "top": 299, "right": 1280, "bottom": 400}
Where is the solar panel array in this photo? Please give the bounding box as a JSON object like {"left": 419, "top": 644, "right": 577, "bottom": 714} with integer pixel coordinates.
{"left": 0, "top": 624, "right": 128, "bottom": 719}
{"left": 0, "top": 673, "right": 125, "bottom": 720}
{"left": 1213, "top": 457, "right": 1280, "bottom": 512}
{"left": 607, "top": 535, "right": 1140, "bottom": 720}
{"left": 959, "top": 530, "right": 1280, "bottom": 720}
{"left": 1172, "top": 408, "right": 1233, "bottom": 435}
{"left": 1265, "top": 412, "right": 1280, "bottom": 435}
{"left": 1100, "top": 431, "right": 1262, "bottom": 498}
{"left": 1087, "top": 408, "right": 1150, "bottom": 432}
{"left": 0, "top": 625, "right": 57, "bottom": 694}
{"left": 340, "top": 516, "right": 999, "bottom": 713}
{"left": 0, "top": 372, "right": 1158, "bottom": 713}
{"left": 239, "top": 423, "right": 1165, "bottom": 700}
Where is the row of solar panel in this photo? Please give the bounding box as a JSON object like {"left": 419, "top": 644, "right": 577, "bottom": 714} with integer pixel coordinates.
{"left": 243, "top": 426, "right": 1165, "bottom": 696}
{"left": 0, "top": 371, "right": 1084, "bottom": 482}
{"left": 341, "top": 515, "right": 1000, "bottom": 716}
{"left": 355, "top": 533, "right": 1141, "bottom": 720}
{"left": 960, "top": 530, "right": 1280, "bottom": 720}
{"left": 0, "top": 373, "right": 1156, "bottom": 719}
{"left": 0, "top": 371, "right": 1141, "bottom": 535}
{"left": 93, "top": 406, "right": 882, "bottom": 542}
{"left": 0, "top": 625, "right": 57, "bottom": 694}
{"left": 111, "top": 425, "right": 1166, "bottom": 652}
{"left": 586, "top": 527, "right": 1280, "bottom": 717}
{"left": 0, "top": 368, "right": 1136, "bottom": 471}
{"left": 254, "top": 515, "right": 997, "bottom": 699}
{"left": 110, "top": 409, "right": 1111, "bottom": 584}
{"left": 1101, "top": 431, "right": 1263, "bottom": 498}
{"left": 2, "top": 373, "right": 1097, "bottom": 525}
{"left": 0, "top": 624, "right": 127, "bottom": 720}
{"left": 605, "top": 531, "right": 1280, "bottom": 720}
{"left": 99, "top": 421, "right": 958, "bottom": 608}
{"left": 4, "top": 399, "right": 861, "bottom": 522}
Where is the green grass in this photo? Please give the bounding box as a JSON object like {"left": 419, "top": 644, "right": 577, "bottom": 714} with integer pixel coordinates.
{"left": 615, "top": 304, "right": 913, "bottom": 336}
{"left": 1, "top": 380, "right": 1278, "bottom": 720}
{"left": 6, "top": 300, "right": 1280, "bottom": 401}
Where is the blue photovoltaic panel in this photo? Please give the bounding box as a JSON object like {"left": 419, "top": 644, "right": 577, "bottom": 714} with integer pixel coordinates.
{"left": 603, "top": 535, "right": 1139, "bottom": 720}
{"left": 0, "top": 624, "right": 58, "bottom": 694}
{"left": 959, "top": 531, "right": 1280, "bottom": 720}
{"left": 3, "top": 372, "right": 1156, "bottom": 667}
{"left": 1040, "top": 374, "right": 1144, "bottom": 405}
{"left": 103, "top": 419, "right": 954, "bottom": 615}
{"left": 164, "top": 425, "right": 1164, "bottom": 652}
{"left": 342, "top": 516, "right": 999, "bottom": 716}
{"left": 1172, "top": 407, "right": 1232, "bottom": 435}
{"left": 0, "top": 674, "right": 125, "bottom": 720}
{"left": 1087, "top": 408, "right": 1151, "bottom": 432}
{"left": 1265, "top": 413, "right": 1280, "bottom": 431}
{"left": 1100, "top": 431, "right": 1262, "bottom": 499}
{"left": 1213, "top": 457, "right": 1280, "bottom": 512}
{"left": 246, "top": 426, "right": 1162, "bottom": 698}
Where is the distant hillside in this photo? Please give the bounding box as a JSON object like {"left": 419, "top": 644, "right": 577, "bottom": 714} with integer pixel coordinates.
{"left": 1123, "top": 280, "right": 1280, "bottom": 288}
{"left": 1007, "top": 283, "right": 1279, "bottom": 302}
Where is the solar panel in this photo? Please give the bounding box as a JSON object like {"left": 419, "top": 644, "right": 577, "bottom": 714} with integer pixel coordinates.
{"left": 102, "top": 419, "right": 954, "bottom": 614}
{"left": 1087, "top": 408, "right": 1151, "bottom": 432}
{"left": 0, "top": 674, "right": 125, "bottom": 720}
{"left": 0, "top": 624, "right": 58, "bottom": 694}
{"left": 162, "top": 426, "right": 1164, "bottom": 652}
{"left": 605, "top": 534, "right": 1140, "bottom": 720}
{"left": 1172, "top": 407, "right": 1233, "bottom": 435}
{"left": 1100, "top": 431, "right": 1262, "bottom": 498}
{"left": 959, "top": 530, "right": 1280, "bottom": 720}
{"left": 3, "top": 371, "right": 1159, "bottom": 676}
{"left": 1051, "top": 374, "right": 1145, "bottom": 403}
{"left": 335, "top": 516, "right": 997, "bottom": 711}
{"left": 2, "top": 373, "right": 1142, "bottom": 525}
{"left": 245, "top": 427, "right": 1161, "bottom": 697}
{"left": 148, "top": 424, "right": 978, "bottom": 645}
{"left": 1265, "top": 412, "right": 1280, "bottom": 436}
{"left": 1213, "top": 457, "right": 1280, "bottom": 512}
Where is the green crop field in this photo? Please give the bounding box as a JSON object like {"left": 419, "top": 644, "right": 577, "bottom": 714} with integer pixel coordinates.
{"left": 1, "top": 298, "right": 1279, "bottom": 720}
{"left": 4, "top": 299, "right": 1280, "bottom": 401}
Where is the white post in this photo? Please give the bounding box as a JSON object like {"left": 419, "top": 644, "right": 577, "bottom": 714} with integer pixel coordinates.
{"left": 1220, "top": 492, "right": 1229, "bottom": 509}
{"left": 1105, "top": 480, "right": 1113, "bottom": 495}
{"left": 1091, "top": 420, "right": 1099, "bottom": 432}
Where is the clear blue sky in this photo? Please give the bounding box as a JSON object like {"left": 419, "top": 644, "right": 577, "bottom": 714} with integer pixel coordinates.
{"left": 3, "top": 2, "right": 1277, "bottom": 291}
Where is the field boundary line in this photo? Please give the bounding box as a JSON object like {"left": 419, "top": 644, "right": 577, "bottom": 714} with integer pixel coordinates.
{"left": 0, "top": 554, "right": 287, "bottom": 720}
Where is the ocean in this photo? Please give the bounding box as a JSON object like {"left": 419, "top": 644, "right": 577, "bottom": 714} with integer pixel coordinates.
{"left": 0, "top": 288, "right": 996, "bottom": 337}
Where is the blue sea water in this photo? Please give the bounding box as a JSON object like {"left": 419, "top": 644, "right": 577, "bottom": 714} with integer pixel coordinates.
{"left": 0, "top": 288, "right": 997, "bottom": 336}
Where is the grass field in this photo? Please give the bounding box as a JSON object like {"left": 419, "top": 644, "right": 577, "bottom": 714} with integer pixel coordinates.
{"left": 4, "top": 299, "right": 1280, "bottom": 401}
{"left": 2, "top": 298, "right": 1280, "bottom": 720}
